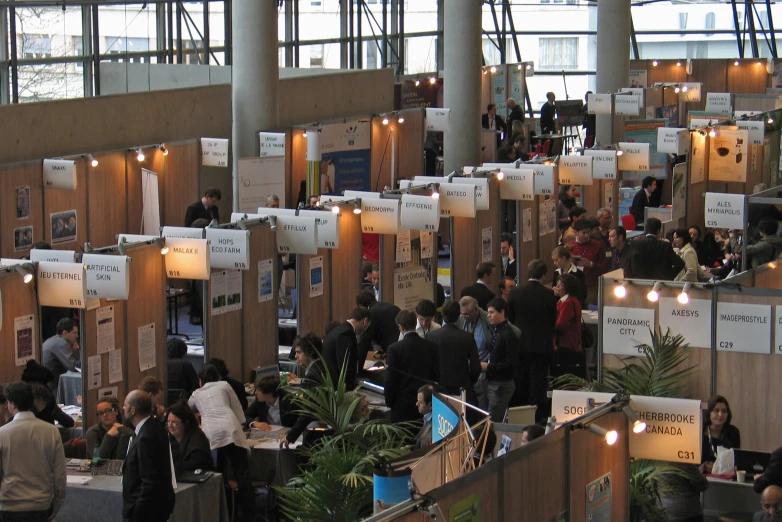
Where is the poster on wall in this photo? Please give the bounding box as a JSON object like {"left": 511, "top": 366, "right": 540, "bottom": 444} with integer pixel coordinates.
{"left": 672, "top": 163, "right": 687, "bottom": 223}
{"left": 393, "top": 266, "right": 432, "bottom": 312}
{"left": 420, "top": 231, "right": 434, "bottom": 259}
{"left": 50, "top": 210, "right": 77, "bottom": 244}
{"left": 137, "top": 323, "right": 156, "bottom": 371}
{"left": 309, "top": 256, "right": 324, "bottom": 298}
{"left": 396, "top": 229, "right": 411, "bottom": 264}
{"left": 16, "top": 186, "right": 30, "bottom": 219}
{"left": 538, "top": 200, "right": 556, "bottom": 236}
{"left": 448, "top": 494, "right": 481, "bottom": 522}
{"left": 87, "top": 355, "right": 101, "bottom": 390}
{"left": 509, "top": 65, "right": 525, "bottom": 105}
{"left": 96, "top": 305, "right": 116, "bottom": 354}
{"left": 481, "top": 227, "right": 492, "bottom": 262}
{"left": 14, "top": 315, "right": 35, "bottom": 367}
{"left": 258, "top": 259, "right": 274, "bottom": 303}
{"left": 585, "top": 473, "right": 612, "bottom": 522}
{"left": 238, "top": 156, "right": 286, "bottom": 214}
{"left": 690, "top": 131, "right": 707, "bottom": 184}
{"left": 708, "top": 129, "right": 748, "bottom": 182}
{"left": 318, "top": 122, "right": 372, "bottom": 194}
{"left": 605, "top": 182, "right": 614, "bottom": 213}
{"left": 492, "top": 66, "right": 507, "bottom": 115}
{"left": 14, "top": 227, "right": 33, "bottom": 252}
{"left": 522, "top": 208, "right": 533, "bottom": 242}
{"left": 629, "top": 70, "right": 647, "bottom": 88}
{"left": 210, "top": 269, "right": 243, "bottom": 316}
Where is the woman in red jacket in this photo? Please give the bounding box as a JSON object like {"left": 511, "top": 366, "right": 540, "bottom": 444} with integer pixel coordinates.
{"left": 552, "top": 273, "right": 586, "bottom": 379}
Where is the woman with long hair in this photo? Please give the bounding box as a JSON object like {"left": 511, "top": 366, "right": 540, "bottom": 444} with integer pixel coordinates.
{"left": 699, "top": 395, "right": 741, "bottom": 474}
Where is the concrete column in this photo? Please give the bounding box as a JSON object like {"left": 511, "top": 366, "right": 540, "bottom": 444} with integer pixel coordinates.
{"left": 443, "top": 0, "right": 482, "bottom": 175}
{"left": 232, "top": 0, "right": 279, "bottom": 212}
{"left": 596, "top": 0, "right": 630, "bottom": 145}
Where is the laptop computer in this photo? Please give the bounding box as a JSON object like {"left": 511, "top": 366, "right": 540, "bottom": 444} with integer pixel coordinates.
{"left": 734, "top": 449, "right": 771, "bottom": 478}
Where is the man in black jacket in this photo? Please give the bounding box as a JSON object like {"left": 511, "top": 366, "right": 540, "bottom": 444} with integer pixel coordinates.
{"left": 245, "top": 375, "right": 298, "bottom": 429}
{"left": 755, "top": 445, "right": 782, "bottom": 493}
{"left": 629, "top": 176, "right": 656, "bottom": 229}
{"left": 384, "top": 310, "right": 440, "bottom": 424}
{"left": 507, "top": 260, "right": 558, "bottom": 422}
{"left": 460, "top": 262, "right": 497, "bottom": 311}
{"left": 322, "top": 307, "right": 370, "bottom": 390}
{"left": 184, "top": 187, "right": 221, "bottom": 227}
{"left": 483, "top": 298, "right": 519, "bottom": 423}
{"left": 426, "top": 300, "right": 481, "bottom": 399}
{"left": 482, "top": 103, "right": 507, "bottom": 147}
{"left": 500, "top": 233, "right": 517, "bottom": 280}
{"left": 282, "top": 332, "right": 327, "bottom": 448}
{"left": 626, "top": 218, "right": 685, "bottom": 280}
{"left": 122, "top": 390, "right": 175, "bottom": 522}
{"left": 356, "top": 291, "right": 401, "bottom": 360}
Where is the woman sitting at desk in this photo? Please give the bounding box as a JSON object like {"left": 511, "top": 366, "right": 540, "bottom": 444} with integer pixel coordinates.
{"left": 86, "top": 396, "right": 134, "bottom": 460}
{"left": 700, "top": 395, "right": 741, "bottom": 474}
{"left": 166, "top": 401, "right": 213, "bottom": 476}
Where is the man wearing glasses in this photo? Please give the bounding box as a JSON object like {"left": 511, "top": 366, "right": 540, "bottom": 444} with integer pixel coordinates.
{"left": 85, "top": 397, "right": 133, "bottom": 460}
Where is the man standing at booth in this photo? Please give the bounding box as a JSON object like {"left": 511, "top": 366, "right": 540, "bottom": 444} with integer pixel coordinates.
{"left": 184, "top": 187, "right": 221, "bottom": 227}
{"left": 483, "top": 299, "right": 519, "bottom": 423}
{"left": 460, "top": 262, "right": 497, "bottom": 311}
{"left": 629, "top": 176, "right": 656, "bottom": 229}
{"left": 322, "top": 307, "right": 371, "bottom": 390}
{"left": 626, "top": 218, "right": 684, "bottom": 281}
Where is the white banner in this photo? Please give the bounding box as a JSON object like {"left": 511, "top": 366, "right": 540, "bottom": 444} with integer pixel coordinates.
{"left": 617, "top": 143, "right": 651, "bottom": 171}
{"left": 584, "top": 150, "right": 618, "bottom": 180}
{"left": 306, "top": 130, "right": 321, "bottom": 161}
{"left": 657, "top": 128, "right": 690, "bottom": 155}
{"left": 276, "top": 216, "right": 319, "bottom": 255}
{"left": 716, "top": 302, "right": 771, "bottom": 354}
{"left": 258, "top": 132, "right": 286, "bottom": 157}
{"left": 735, "top": 120, "right": 764, "bottom": 146}
{"left": 30, "top": 249, "right": 76, "bottom": 263}
{"left": 298, "top": 210, "right": 340, "bottom": 249}
{"left": 705, "top": 93, "right": 732, "bottom": 115}
{"left": 201, "top": 137, "right": 229, "bottom": 167}
{"left": 615, "top": 94, "right": 640, "bottom": 116}
{"left": 43, "top": 159, "right": 77, "bottom": 190}
{"left": 558, "top": 156, "right": 594, "bottom": 186}
{"left": 37, "top": 261, "right": 86, "bottom": 308}
{"left": 205, "top": 228, "right": 250, "bottom": 270}
{"left": 408, "top": 176, "right": 478, "bottom": 217}
{"left": 587, "top": 93, "right": 612, "bottom": 115}
{"left": 709, "top": 129, "right": 749, "bottom": 182}
{"left": 629, "top": 396, "right": 703, "bottom": 464}
{"left": 533, "top": 164, "right": 555, "bottom": 196}
{"left": 400, "top": 194, "right": 440, "bottom": 232}
{"left": 658, "top": 298, "right": 712, "bottom": 348}
{"left": 361, "top": 198, "right": 400, "bottom": 234}
{"left": 82, "top": 254, "right": 130, "bottom": 300}
{"left": 164, "top": 238, "right": 211, "bottom": 280}
{"left": 551, "top": 390, "right": 617, "bottom": 423}
{"left": 704, "top": 192, "right": 745, "bottom": 229}
{"left": 602, "top": 306, "right": 655, "bottom": 355}
{"left": 424, "top": 108, "right": 451, "bottom": 132}
{"left": 162, "top": 226, "right": 204, "bottom": 239}
{"left": 451, "top": 177, "right": 490, "bottom": 210}
{"left": 499, "top": 168, "right": 534, "bottom": 201}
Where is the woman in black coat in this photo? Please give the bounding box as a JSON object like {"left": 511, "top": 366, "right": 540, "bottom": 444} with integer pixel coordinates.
{"left": 166, "top": 402, "right": 214, "bottom": 476}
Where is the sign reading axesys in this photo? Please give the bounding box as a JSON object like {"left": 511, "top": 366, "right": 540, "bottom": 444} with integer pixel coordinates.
{"left": 657, "top": 128, "right": 690, "bottom": 155}
{"left": 82, "top": 254, "right": 130, "bottom": 300}
{"left": 162, "top": 226, "right": 204, "bottom": 239}
{"left": 400, "top": 194, "right": 440, "bottom": 232}
{"left": 37, "top": 261, "right": 86, "bottom": 308}
{"left": 559, "top": 156, "right": 594, "bottom": 186}
{"left": 164, "top": 238, "right": 211, "bottom": 279}
{"left": 658, "top": 298, "right": 712, "bottom": 348}
{"left": 298, "top": 210, "right": 340, "bottom": 249}
{"left": 716, "top": 302, "right": 771, "bottom": 354}
{"left": 498, "top": 168, "right": 534, "bottom": 201}
{"left": 30, "top": 249, "right": 76, "bottom": 263}
{"left": 205, "top": 228, "right": 250, "bottom": 270}
{"left": 602, "top": 306, "right": 654, "bottom": 355}
{"left": 584, "top": 150, "right": 617, "bottom": 180}
{"left": 704, "top": 192, "right": 745, "bottom": 229}
{"left": 551, "top": 390, "right": 616, "bottom": 423}
{"left": 629, "top": 395, "right": 702, "bottom": 464}
{"left": 275, "top": 216, "right": 318, "bottom": 255}
{"left": 360, "top": 198, "right": 400, "bottom": 234}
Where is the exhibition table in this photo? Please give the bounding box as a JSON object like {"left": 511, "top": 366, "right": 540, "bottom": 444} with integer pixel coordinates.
{"left": 702, "top": 477, "right": 759, "bottom": 518}
{"left": 57, "top": 371, "right": 82, "bottom": 407}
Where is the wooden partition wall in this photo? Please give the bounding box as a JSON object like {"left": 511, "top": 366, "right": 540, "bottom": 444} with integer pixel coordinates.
{"left": 0, "top": 270, "right": 40, "bottom": 383}
{"left": 243, "top": 223, "right": 280, "bottom": 370}
{"left": 205, "top": 266, "right": 243, "bottom": 381}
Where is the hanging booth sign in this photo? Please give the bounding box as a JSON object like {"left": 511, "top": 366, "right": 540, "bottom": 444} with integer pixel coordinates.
{"left": 424, "top": 108, "right": 451, "bottom": 132}
{"left": 551, "top": 390, "right": 617, "bottom": 423}
{"left": 705, "top": 93, "right": 732, "bottom": 115}
{"left": 164, "top": 238, "right": 211, "bottom": 280}
{"left": 498, "top": 168, "right": 534, "bottom": 201}
{"left": 201, "top": 137, "right": 229, "bottom": 167}
{"left": 587, "top": 93, "right": 612, "bottom": 115}
{"left": 716, "top": 302, "right": 772, "bottom": 354}
{"left": 614, "top": 94, "right": 640, "bottom": 116}
{"left": 658, "top": 297, "right": 712, "bottom": 348}
{"left": 657, "top": 128, "right": 690, "bottom": 155}
{"left": 205, "top": 228, "right": 251, "bottom": 270}
{"left": 680, "top": 83, "right": 702, "bottom": 102}
{"left": 37, "top": 261, "right": 87, "bottom": 308}
{"left": 584, "top": 150, "right": 618, "bottom": 180}
{"left": 298, "top": 210, "right": 340, "bottom": 249}
{"left": 360, "top": 198, "right": 400, "bottom": 235}
{"left": 602, "top": 306, "right": 655, "bottom": 355}
{"left": 162, "top": 226, "right": 205, "bottom": 239}
{"left": 258, "top": 132, "right": 286, "bottom": 157}
{"left": 402, "top": 179, "right": 477, "bottom": 218}
{"left": 451, "top": 176, "right": 490, "bottom": 211}
{"left": 735, "top": 120, "right": 765, "bottom": 146}
{"left": 82, "top": 254, "right": 130, "bottom": 300}
{"left": 629, "top": 396, "right": 703, "bottom": 464}
{"left": 620, "top": 87, "right": 645, "bottom": 107}
{"left": 43, "top": 159, "right": 77, "bottom": 190}
{"left": 532, "top": 164, "right": 555, "bottom": 196}
{"left": 400, "top": 194, "right": 440, "bottom": 232}
{"left": 254, "top": 208, "right": 297, "bottom": 217}
{"left": 617, "top": 143, "right": 651, "bottom": 171}
{"left": 117, "top": 234, "right": 159, "bottom": 244}
{"left": 708, "top": 129, "right": 749, "bottom": 182}
{"left": 275, "top": 216, "right": 319, "bottom": 255}
{"left": 558, "top": 156, "right": 594, "bottom": 186}
{"left": 704, "top": 192, "right": 745, "bottom": 229}
{"left": 344, "top": 190, "right": 382, "bottom": 199}
{"left": 30, "top": 249, "right": 76, "bottom": 263}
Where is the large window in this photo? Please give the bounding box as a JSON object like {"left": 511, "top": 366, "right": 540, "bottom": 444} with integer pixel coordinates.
{"left": 538, "top": 37, "right": 578, "bottom": 70}
{"left": 310, "top": 44, "right": 324, "bottom": 68}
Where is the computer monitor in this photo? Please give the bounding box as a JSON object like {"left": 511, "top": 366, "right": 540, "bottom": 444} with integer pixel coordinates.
{"left": 734, "top": 449, "right": 771, "bottom": 476}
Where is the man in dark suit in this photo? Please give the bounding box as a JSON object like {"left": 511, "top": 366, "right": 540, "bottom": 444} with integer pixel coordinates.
{"left": 283, "top": 332, "right": 327, "bottom": 447}
{"left": 121, "top": 390, "right": 175, "bottom": 522}
{"left": 608, "top": 226, "right": 633, "bottom": 275}
{"left": 184, "top": 187, "right": 221, "bottom": 227}
{"left": 507, "top": 260, "right": 558, "bottom": 422}
{"left": 506, "top": 98, "right": 525, "bottom": 135}
{"left": 626, "top": 218, "right": 685, "bottom": 280}
{"left": 629, "top": 176, "right": 657, "bottom": 229}
{"left": 482, "top": 103, "right": 507, "bottom": 147}
{"left": 755, "top": 445, "right": 782, "bottom": 493}
{"left": 483, "top": 298, "right": 519, "bottom": 423}
{"left": 500, "top": 233, "right": 517, "bottom": 280}
{"left": 426, "top": 299, "right": 481, "bottom": 399}
{"left": 356, "top": 291, "right": 401, "bottom": 360}
{"left": 322, "top": 307, "right": 371, "bottom": 390}
{"left": 460, "top": 262, "right": 497, "bottom": 311}
{"left": 245, "top": 375, "right": 298, "bottom": 429}
{"left": 384, "top": 310, "right": 440, "bottom": 423}
{"left": 360, "top": 262, "right": 375, "bottom": 292}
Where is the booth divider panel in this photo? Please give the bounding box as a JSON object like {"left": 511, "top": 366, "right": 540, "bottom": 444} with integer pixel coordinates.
{"left": 436, "top": 472, "right": 500, "bottom": 522}
{"left": 371, "top": 117, "right": 398, "bottom": 194}
{"left": 282, "top": 130, "right": 294, "bottom": 210}
{"left": 163, "top": 141, "right": 200, "bottom": 227}
{"left": 124, "top": 245, "right": 167, "bottom": 395}
{"left": 538, "top": 196, "right": 559, "bottom": 285}
{"left": 206, "top": 267, "right": 244, "bottom": 383}
{"left": 517, "top": 199, "right": 539, "bottom": 278}
{"left": 298, "top": 251, "right": 331, "bottom": 337}
{"left": 44, "top": 157, "right": 88, "bottom": 250}
{"left": 1, "top": 163, "right": 44, "bottom": 258}
{"left": 397, "top": 109, "right": 425, "bottom": 180}
{"left": 686, "top": 60, "right": 729, "bottom": 112}
{"left": 728, "top": 62, "right": 771, "bottom": 94}
{"left": 452, "top": 216, "right": 479, "bottom": 300}
{"left": 476, "top": 182, "right": 502, "bottom": 297}
{"left": 0, "top": 273, "right": 39, "bottom": 383}
{"left": 380, "top": 233, "right": 396, "bottom": 303}
{"left": 243, "top": 224, "right": 279, "bottom": 370}
{"left": 86, "top": 153, "right": 128, "bottom": 248}
{"left": 289, "top": 132, "right": 307, "bottom": 209}
{"left": 126, "top": 149, "right": 166, "bottom": 236}
{"left": 754, "top": 264, "right": 782, "bottom": 290}
{"left": 330, "top": 212, "right": 363, "bottom": 322}
{"left": 581, "top": 181, "right": 602, "bottom": 222}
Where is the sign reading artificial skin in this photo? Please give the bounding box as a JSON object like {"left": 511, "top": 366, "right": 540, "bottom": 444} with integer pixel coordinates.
{"left": 298, "top": 210, "right": 340, "bottom": 249}
{"left": 37, "top": 261, "right": 86, "bottom": 308}
{"left": 400, "top": 194, "right": 440, "bottom": 232}
{"left": 275, "top": 216, "right": 318, "bottom": 255}
{"left": 614, "top": 94, "right": 640, "bottom": 116}
{"left": 629, "top": 396, "right": 703, "bottom": 464}
{"left": 716, "top": 302, "right": 772, "bottom": 354}
{"left": 704, "top": 192, "right": 745, "bottom": 229}
{"left": 705, "top": 93, "right": 732, "bottom": 115}
{"left": 587, "top": 93, "right": 612, "bottom": 115}
{"left": 205, "top": 228, "right": 250, "bottom": 270}
{"left": 424, "top": 108, "right": 451, "bottom": 132}
{"left": 532, "top": 164, "right": 555, "bottom": 196}
{"left": 451, "top": 176, "right": 490, "bottom": 211}
{"left": 602, "top": 306, "right": 655, "bottom": 355}
{"left": 559, "top": 156, "right": 594, "bottom": 186}
{"left": 30, "top": 249, "right": 76, "bottom": 263}
{"left": 735, "top": 120, "right": 765, "bottom": 146}
{"left": 709, "top": 129, "right": 749, "bottom": 182}
{"left": 551, "top": 390, "right": 616, "bottom": 423}
{"left": 361, "top": 198, "right": 400, "bottom": 234}
{"left": 82, "top": 254, "right": 130, "bottom": 300}
{"left": 658, "top": 298, "right": 712, "bottom": 348}
{"left": 775, "top": 305, "right": 782, "bottom": 355}
{"left": 498, "top": 168, "right": 534, "bottom": 200}
{"left": 408, "top": 177, "right": 478, "bottom": 217}
{"left": 617, "top": 142, "right": 651, "bottom": 171}
{"left": 43, "top": 159, "right": 77, "bottom": 190}
{"left": 584, "top": 150, "right": 618, "bottom": 180}
{"left": 162, "top": 226, "right": 204, "bottom": 239}
{"left": 258, "top": 132, "right": 286, "bottom": 157}
{"left": 201, "top": 137, "right": 229, "bottom": 167}
{"left": 657, "top": 128, "right": 690, "bottom": 155}
{"left": 164, "top": 238, "right": 211, "bottom": 280}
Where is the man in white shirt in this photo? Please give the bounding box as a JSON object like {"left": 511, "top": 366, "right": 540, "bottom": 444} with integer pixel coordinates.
{"left": 0, "top": 381, "right": 66, "bottom": 522}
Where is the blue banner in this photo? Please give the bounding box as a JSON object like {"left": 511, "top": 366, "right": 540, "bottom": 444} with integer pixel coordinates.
{"left": 432, "top": 394, "right": 460, "bottom": 443}
{"left": 318, "top": 122, "right": 372, "bottom": 194}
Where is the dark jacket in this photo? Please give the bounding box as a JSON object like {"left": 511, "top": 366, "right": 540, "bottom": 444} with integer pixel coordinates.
{"left": 85, "top": 422, "right": 134, "bottom": 460}
{"left": 460, "top": 282, "right": 495, "bottom": 311}
{"left": 167, "top": 358, "right": 199, "bottom": 400}
{"left": 702, "top": 423, "right": 741, "bottom": 463}
{"left": 170, "top": 428, "right": 213, "bottom": 477}
{"left": 507, "top": 280, "right": 558, "bottom": 357}
{"left": 426, "top": 324, "right": 481, "bottom": 395}
{"left": 482, "top": 113, "right": 507, "bottom": 134}
{"left": 540, "top": 102, "right": 556, "bottom": 134}
{"left": 506, "top": 105, "right": 525, "bottom": 132}
{"left": 551, "top": 268, "right": 587, "bottom": 309}
{"left": 122, "top": 418, "right": 176, "bottom": 522}
{"left": 286, "top": 359, "right": 326, "bottom": 444}
{"left": 610, "top": 245, "right": 633, "bottom": 275}
{"left": 501, "top": 259, "right": 517, "bottom": 280}
{"left": 35, "top": 399, "right": 75, "bottom": 428}
{"left": 359, "top": 302, "right": 402, "bottom": 359}
{"left": 659, "top": 463, "right": 709, "bottom": 521}
{"left": 746, "top": 235, "right": 782, "bottom": 269}
{"left": 184, "top": 200, "right": 218, "bottom": 227}
{"left": 244, "top": 388, "right": 298, "bottom": 428}
{"left": 486, "top": 321, "right": 519, "bottom": 381}
{"left": 626, "top": 235, "right": 685, "bottom": 281}
{"left": 322, "top": 321, "right": 359, "bottom": 390}
{"left": 225, "top": 376, "right": 249, "bottom": 412}
{"left": 755, "top": 445, "right": 782, "bottom": 493}
{"left": 629, "top": 188, "right": 650, "bottom": 227}
{"left": 385, "top": 333, "right": 440, "bottom": 423}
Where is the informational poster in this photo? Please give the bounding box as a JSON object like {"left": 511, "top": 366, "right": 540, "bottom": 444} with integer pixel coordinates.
{"left": 420, "top": 231, "right": 434, "bottom": 259}
{"left": 258, "top": 132, "right": 286, "bottom": 157}
{"left": 96, "top": 305, "right": 115, "bottom": 354}
{"left": 584, "top": 150, "right": 617, "bottom": 180}
{"left": 522, "top": 208, "right": 533, "bottom": 242}
{"left": 87, "top": 354, "right": 102, "bottom": 390}
{"left": 498, "top": 168, "right": 534, "bottom": 201}
{"left": 735, "top": 120, "right": 764, "bottom": 146}
{"left": 492, "top": 65, "right": 507, "bottom": 115}
{"left": 509, "top": 64, "right": 524, "bottom": 103}
{"left": 200, "top": 137, "right": 229, "bottom": 167}
{"left": 585, "top": 473, "right": 612, "bottom": 522}
{"left": 451, "top": 177, "right": 489, "bottom": 211}
{"left": 559, "top": 156, "right": 594, "bottom": 186}
{"left": 614, "top": 95, "right": 640, "bottom": 116}
{"left": 361, "top": 198, "right": 400, "bottom": 235}
{"left": 309, "top": 256, "right": 324, "bottom": 298}
{"left": 137, "top": 323, "right": 157, "bottom": 371}
{"left": 705, "top": 93, "right": 732, "bottom": 115}
{"left": 275, "top": 216, "right": 319, "bottom": 255}
{"left": 481, "top": 227, "right": 492, "bottom": 262}
{"left": 205, "top": 228, "right": 250, "bottom": 270}
{"left": 602, "top": 306, "right": 655, "bottom": 355}
{"left": 37, "top": 261, "right": 86, "bottom": 308}
{"left": 690, "top": 131, "right": 707, "bottom": 184}
{"left": 629, "top": 396, "right": 703, "bottom": 464}
{"left": 400, "top": 194, "right": 440, "bottom": 232}
{"left": 14, "top": 315, "right": 35, "bottom": 367}
{"left": 83, "top": 254, "right": 130, "bottom": 300}
{"left": 30, "top": 249, "right": 76, "bottom": 263}
{"left": 210, "top": 269, "right": 243, "bottom": 316}
{"left": 672, "top": 163, "right": 687, "bottom": 223}
{"left": 109, "top": 349, "right": 123, "bottom": 384}
{"left": 657, "top": 128, "right": 690, "bottom": 155}
{"left": 50, "top": 209, "right": 77, "bottom": 244}
{"left": 587, "top": 93, "right": 612, "bottom": 115}
{"left": 43, "top": 159, "right": 77, "bottom": 190}
{"left": 538, "top": 199, "right": 557, "bottom": 236}
{"left": 13, "top": 226, "right": 33, "bottom": 252}
{"left": 396, "top": 229, "right": 411, "bottom": 263}
{"left": 448, "top": 494, "right": 480, "bottom": 522}
{"left": 424, "top": 108, "right": 451, "bottom": 132}
{"left": 775, "top": 305, "right": 782, "bottom": 355}
{"left": 704, "top": 192, "right": 745, "bottom": 229}
{"left": 551, "top": 390, "right": 616, "bottom": 423}
{"left": 393, "top": 266, "right": 432, "bottom": 312}
{"left": 658, "top": 298, "right": 711, "bottom": 348}
{"left": 318, "top": 122, "right": 372, "bottom": 193}
{"left": 258, "top": 259, "right": 274, "bottom": 302}
{"left": 164, "top": 238, "right": 211, "bottom": 280}
{"left": 629, "top": 69, "right": 647, "bottom": 88}
{"left": 16, "top": 186, "right": 30, "bottom": 219}
{"left": 709, "top": 129, "right": 749, "bottom": 182}
{"left": 716, "top": 302, "right": 772, "bottom": 354}
{"left": 298, "top": 209, "right": 340, "bottom": 249}
{"left": 605, "top": 182, "right": 614, "bottom": 213}
{"left": 533, "top": 164, "right": 555, "bottom": 196}
{"left": 237, "top": 156, "right": 286, "bottom": 214}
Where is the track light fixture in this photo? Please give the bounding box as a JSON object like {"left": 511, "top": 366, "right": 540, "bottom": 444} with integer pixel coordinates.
{"left": 622, "top": 405, "right": 647, "bottom": 434}
{"left": 414, "top": 79, "right": 420, "bottom": 86}
{"left": 490, "top": 66, "right": 497, "bottom": 73}
{"left": 87, "top": 154, "right": 99, "bottom": 167}
{"left": 429, "top": 76, "right": 437, "bottom": 85}
{"left": 331, "top": 204, "right": 341, "bottom": 215}
{"left": 154, "top": 237, "right": 168, "bottom": 255}
{"left": 587, "top": 424, "right": 619, "bottom": 445}
{"left": 382, "top": 116, "right": 389, "bottom": 125}
{"left": 84, "top": 242, "right": 93, "bottom": 253}
{"left": 678, "top": 282, "right": 691, "bottom": 305}
{"left": 647, "top": 282, "right": 662, "bottom": 302}
{"left": 136, "top": 148, "right": 145, "bottom": 162}
{"left": 708, "top": 128, "right": 717, "bottom": 138}
{"left": 652, "top": 60, "right": 658, "bottom": 66}
{"left": 117, "top": 238, "right": 127, "bottom": 256}
{"left": 676, "top": 61, "right": 682, "bottom": 67}
{"left": 268, "top": 215, "right": 277, "bottom": 232}
{"left": 159, "top": 144, "right": 169, "bottom": 156}
{"left": 613, "top": 281, "right": 627, "bottom": 298}
{"left": 208, "top": 219, "right": 218, "bottom": 228}
{"left": 431, "top": 188, "right": 440, "bottom": 199}
{"left": 734, "top": 60, "right": 740, "bottom": 66}
{"left": 398, "top": 115, "right": 405, "bottom": 123}
{"left": 14, "top": 263, "right": 35, "bottom": 284}
{"left": 237, "top": 218, "right": 248, "bottom": 230}
{"left": 353, "top": 201, "right": 362, "bottom": 214}
{"left": 682, "top": 85, "right": 688, "bottom": 92}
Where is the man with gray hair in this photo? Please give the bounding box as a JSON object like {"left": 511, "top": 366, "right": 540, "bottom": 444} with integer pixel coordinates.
{"left": 506, "top": 98, "right": 525, "bottom": 137}
{"left": 265, "top": 194, "right": 280, "bottom": 208}
{"left": 596, "top": 207, "right": 612, "bottom": 250}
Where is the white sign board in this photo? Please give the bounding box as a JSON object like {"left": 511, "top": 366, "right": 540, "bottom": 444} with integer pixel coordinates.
{"left": 705, "top": 93, "right": 732, "bottom": 115}
{"left": 360, "top": 198, "right": 400, "bottom": 234}
{"left": 533, "top": 164, "right": 555, "bottom": 196}
{"left": 735, "top": 120, "right": 765, "bottom": 146}
{"left": 658, "top": 298, "right": 712, "bottom": 348}
{"left": 37, "top": 261, "right": 86, "bottom": 308}
{"left": 704, "top": 192, "right": 745, "bottom": 229}
{"left": 657, "top": 128, "right": 690, "bottom": 155}
{"left": 117, "top": 234, "right": 159, "bottom": 244}
{"left": 82, "top": 254, "right": 130, "bottom": 300}
{"left": 584, "top": 150, "right": 618, "bottom": 180}
{"left": 258, "top": 132, "right": 286, "bottom": 157}
{"left": 205, "top": 228, "right": 251, "bottom": 270}
{"left": 43, "top": 159, "right": 77, "bottom": 190}
{"left": 393, "top": 266, "right": 433, "bottom": 312}
{"left": 164, "top": 238, "right": 211, "bottom": 280}
{"left": 629, "top": 396, "right": 703, "bottom": 464}
{"left": 775, "top": 305, "right": 782, "bottom": 355}
{"left": 680, "top": 83, "right": 702, "bottom": 102}
{"left": 587, "top": 93, "right": 612, "bottom": 115}
{"left": 551, "top": 390, "right": 616, "bottom": 423}
{"left": 716, "top": 302, "right": 772, "bottom": 354}
{"left": 451, "top": 177, "right": 490, "bottom": 211}
{"left": 409, "top": 176, "right": 479, "bottom": 217}
{"left": 558, "top": 156, "right": 594, "bottom": 186}
{"left": 617, "top": 143, "right": 651, "bottom": 171}
{"left": 162, "top": 226, "right": 204, "bottom": 239}
{"left": 602, "top": 306, "right": 655, "bottom": 355}
{"left": 298, "top": 210, "right": 340, "bottom": 249}
{"left": 30, "top": 249, "right": 76, "bottom": 263}
{"left": 424, "top": 108, "right": 451, "bottom": 132}
{"left": 237, "top": 156, "right": 286, "bottom": 214}
{"left": 201, "top": 137, "right": 229, "bottom": 167}
{"left": 620, "top": 87, "right": 645, "bottom": 106}
{"left": 498, "top": 168, "right": 534, "bottom": 201}
{"left": 400, "top": 194, "right": 440, "bottom": 232}
{"left": 614, "top": 95, "right": 640, "bottom": 116}
{"left": 275, "top": 216, "right": 318, "bottom": 255}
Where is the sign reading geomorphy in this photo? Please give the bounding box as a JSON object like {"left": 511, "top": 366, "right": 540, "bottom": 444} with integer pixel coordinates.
{"left": 360, "top": 198, "right": 400, "bottom": 235}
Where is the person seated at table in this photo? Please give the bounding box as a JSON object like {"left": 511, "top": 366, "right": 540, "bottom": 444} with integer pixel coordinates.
{"left": 167, "top": 339, "right": 199, "bottom": 401}
{"left": 245, "top": 375, "right": 297, "bottom": 430}
{"left": 28, "top": 381, "right": 74, "bottom": 428}
{"left": 512, "top": 134, "right": 529, "bottom": 161}
{"left": 520, "top": 424, "right": 545, "bottom": 446}
{"left": 138, "top": 376, "right": 166, "bottom": 423}
{"left": 166, "top": 401, "right": 213, "bottom": 477}
{"left": 699, "top": 395, "right": 741, "bottom": 474}
{"left": 753, "top": 485, "right": 782, "bottom": 521}
{"left": 350, "top": 394, "right": 371, "bottom": 424}
{"left": 755, "top": 447, "right": 782, "bottom": 493}
{"left": 472, "top": 423, "right": 497, "bottom": 466}
{"left": 414, "top": 385, "right": 433, "bottom": 450}
{"left": 0, "top": 386, "right": 12, "bottom": 428}
{"left": 497, "top": 145, "right": 516, "bottom": 163}
{"left": 206, "top": 357, "right": 249, "bottom": 412}
{"left": 85, "top": 396, "right": 134, "bottom": 460}
{"left": 659, "top": 463, "right": 709, "bottom": 522}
